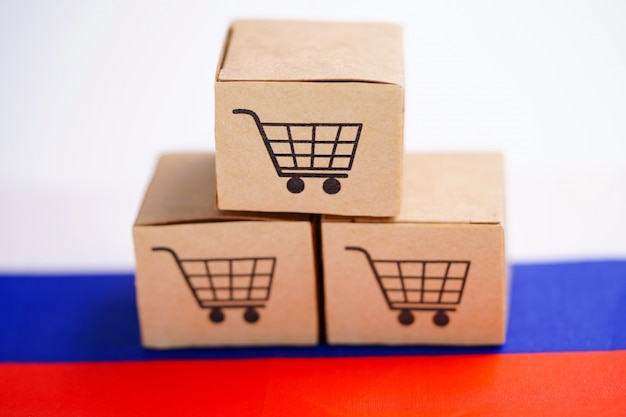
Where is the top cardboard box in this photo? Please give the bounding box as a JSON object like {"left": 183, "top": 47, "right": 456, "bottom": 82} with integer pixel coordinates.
{"left": 215, "top": 20, "right": 404, "bottom": 217}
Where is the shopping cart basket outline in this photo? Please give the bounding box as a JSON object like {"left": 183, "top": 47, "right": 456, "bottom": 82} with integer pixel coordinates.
{"left": 345, "top": 246, "right": 470, "bottom": 327}
{"left": 233, "top": 108, "right": 362, "bottom": 195}
{"left": 153, "top": 247, "right": 276, "bottom": 324}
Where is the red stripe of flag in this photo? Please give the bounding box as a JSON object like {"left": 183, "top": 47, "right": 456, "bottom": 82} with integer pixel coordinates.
{"left": 2, "top": 351, "right": 625, "bottom": 416}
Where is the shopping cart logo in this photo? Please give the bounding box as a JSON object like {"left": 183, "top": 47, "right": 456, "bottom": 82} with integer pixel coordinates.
{"left": 153, "top": 247, "right": 276, "bottom": 324}
{"left": 346, "top": 246, "right": 470, "bottom": 327}
{"left": 233, "top": 108, "right": 362, "bottom": 195}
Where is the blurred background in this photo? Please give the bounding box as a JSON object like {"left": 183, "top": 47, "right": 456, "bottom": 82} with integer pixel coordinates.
{"left": 1, "top": 0, "right": 624, "bottom": 271}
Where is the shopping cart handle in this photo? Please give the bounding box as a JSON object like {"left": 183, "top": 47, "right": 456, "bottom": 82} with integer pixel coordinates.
{"left": 232, "top": 108, "right": 262, "bottom": 128}
{"left": 345, "top": 246, "right": 372, "bottom": 261}
{"left": 152, "top": 246, "right": 178, "bottom": 260}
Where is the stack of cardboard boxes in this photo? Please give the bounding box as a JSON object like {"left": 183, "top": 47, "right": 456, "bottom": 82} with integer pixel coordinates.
{"left": 133, "top": 20, "right": 507, "bottom": 348}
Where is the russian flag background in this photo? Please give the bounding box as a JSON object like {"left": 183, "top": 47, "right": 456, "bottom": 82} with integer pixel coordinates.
{"left": 1, "top": 1, "right": 626, "bottom": 415}
{"left": 2, "top": 263, "right": 625, "bottom": 415}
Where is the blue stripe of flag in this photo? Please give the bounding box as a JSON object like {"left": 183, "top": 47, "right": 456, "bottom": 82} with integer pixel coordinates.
{"left": 1, "top": 260, "right": 625, "bottom": 362}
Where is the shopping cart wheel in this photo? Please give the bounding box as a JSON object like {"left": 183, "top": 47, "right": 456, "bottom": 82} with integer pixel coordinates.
{"left": 243, "top": 307, "right": 260, "bottom": 323}
{"left": 287, "top": 177, "right": 305, "bottom": 194}
{"left": 323, "top": 177, "right": 341, "bottom": 195}
{"left": 433, "top": 311, "right": 449, "bottom": 327}
{"left": 398, "top": 309, "right": 414, "bottom": 325}
{"left": 209, "top": 308, "right": 225, "bottom": 323}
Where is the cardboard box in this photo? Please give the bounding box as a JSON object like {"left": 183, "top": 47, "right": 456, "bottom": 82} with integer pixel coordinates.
{"left": 322, "top": 153, "right": 507, "bottom": 345}
{"left": 215, "top": 20, "right": 404, "bottom": 216}
{"left": 133, "top": 153, "right": 318, "bottom": 348}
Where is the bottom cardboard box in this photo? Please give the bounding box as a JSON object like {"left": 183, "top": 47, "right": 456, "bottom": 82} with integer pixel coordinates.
{"left": 133, "top": 153, "right": 318, "bottom": 348}
{"left": 322, "top": 153, "right": 508, "bottom": 345}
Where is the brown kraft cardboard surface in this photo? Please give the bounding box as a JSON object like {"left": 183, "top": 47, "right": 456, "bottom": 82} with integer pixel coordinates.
{"left": 322, "top": 153, "right": 508, "bottom": 345}
{"left": 215, "top": 20, "right": 404, "bottom": 216}
{"left": 133, "top": 153, "right": 318, "bottom": 348}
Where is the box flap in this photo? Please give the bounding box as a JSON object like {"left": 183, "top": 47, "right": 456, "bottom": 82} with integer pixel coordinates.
{"left": 135, "top": 153, "right": 308, "bottom": 226}
{"left": 218, "top": 20, "right": 403, "bottom": 86}
{"left": 326, "top": 153, "right": 505, "bottom": 224}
